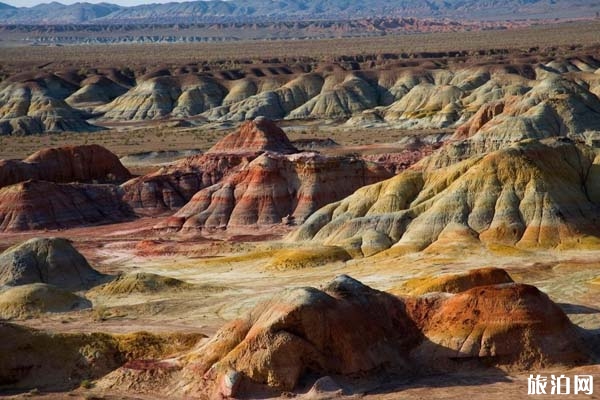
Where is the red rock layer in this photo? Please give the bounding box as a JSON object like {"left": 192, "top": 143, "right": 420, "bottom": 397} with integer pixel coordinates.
{"left": 160, "top": 152, "right": 394, "bottom": 230}
{"left": 122, "top": 117, "right": 299, "bottom": 214}
{"left": 0, "top": 180, "right": 134, "bottom": 232}
{"left": 0, "top": 144, "right": 131, "bottom": 189}
{"left": 207, "top": 117, "right": 298, "bottom": 154}
{"left": 405, "top": 283, "right": 583, "bottom": 369}
{"left": 121, "top": 152, "right": 254, "bottom": 213}
{"left": 454, "top": 100, "right": 505, "bottom": 139}
{"left": 362, "top": 142, "right": 442, "bottom": 174}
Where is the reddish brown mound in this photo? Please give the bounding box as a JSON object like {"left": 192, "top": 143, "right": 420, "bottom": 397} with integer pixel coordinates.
{"left": 178, "top": 275, "right": 422, "bottom": 397}
{"left": 0, "top": 144, "right": 131, "bottom": 189}
{"left": 122, "top": 118, "right": 298, "bottom": 214}
{"left": 155, "top": 275, "right": 585, "bottom": 398}
{"left": 207, "top": 117, "right": 298, "bottom": 154}
{"left": 406, "top": 283, "right": 586, "bottom": 370}
{"left": 0, "top": 180, "right": 134, "bottom": 232}
{"left": 121, "top": 153, "right": 253, "bottom": 213}
{"left": 160, "top": 152, "right": 394, "bottom": 231}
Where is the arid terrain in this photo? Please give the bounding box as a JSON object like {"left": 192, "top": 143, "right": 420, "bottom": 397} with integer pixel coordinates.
{"left": 1, "top": 10, "right": 600, "bottom": 400}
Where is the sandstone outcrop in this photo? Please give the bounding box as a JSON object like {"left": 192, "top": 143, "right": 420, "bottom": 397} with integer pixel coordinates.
{"left": 290, "top": 139, "right": 600, "bottom": 255}
{"left": 99, "top": 74, "right": 226, "bottom": 120}
{"left": 207, "top": 116, "right": 298, "bottom": 154}
{"left": 405, "top": 282, "right": 585, "bottom": 371}
{"left": 288, "top": 73, "right": 378, "bottom": 119}
{"left": 175, "top": 275, "right": 423, "bottom": 396}
{"left": 2, "top": 53, "right": 600, "bottom": 136}
{"left": 204, "top": 73, "right": 324, "bottom": 122}
{"left": 65, "top": 75, "right": 129, "bottom": 108}
{"left": 161, "top": 152, "right": 393, "bottom": 231}
{"left": 121, "top": 153, "right": 251, "bottom": 213}
{"left": 112, "top": 275, "right": 585, "bottom": 398}
{"left": 122, "top": 118, "right": 297, "bottom": 214}
{"left": 0, "top": 237, "right": 102, "bottom": 290}
{"left": 0, "top": 144, "right": 132, "bottom": 189}
{"left": 427, "top": 73, "right": 600, "bottom": 169}
{"left": 0, "top": 180, "right": 134, "bottom": 232}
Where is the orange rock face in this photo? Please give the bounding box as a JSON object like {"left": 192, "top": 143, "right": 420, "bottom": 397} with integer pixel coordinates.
{"left": 406, "top": 283, "right": 586, "bottom": 370}
{"left": 161, "top": 152, "right": 394, "bottom": 231}
{"left": 0, "top": 180, "right": 134, "bottom": 232}
{"left": 206, "top": 116, "right": 298, "bottom": 154}
{"left": 0, "top": 144, "right": 131, "bottom": 189}
{"left": 169, "top": 275, "right": 586, "bottom": 398}
{"left": 454, "top": 101, "right": 505, "bottom": 139}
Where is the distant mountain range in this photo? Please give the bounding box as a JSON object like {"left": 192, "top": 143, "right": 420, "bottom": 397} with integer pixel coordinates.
{"left": 0, "top": 0, "right": 599, "bottom": 24}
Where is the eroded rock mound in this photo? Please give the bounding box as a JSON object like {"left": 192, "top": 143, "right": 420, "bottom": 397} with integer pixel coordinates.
{"left": 0, "top": 144, "right": 131, "bottom": 189}
{"left": 0, "top": 283, "right": 91, "bottom": 319}
{"left": 0, "top": 237, "right": 102, "bottom": 290}
{"left": 89, "top": 272, "right": 193, "bottom": 296}
{"left": 99, "top": 74, "right": 226, "bottom": 120}
{"left": 393, "top": 267, "right": 514, "bottom": 295}
{"left": 118, "top": 275, "right": 585, "bottom": 398}
{"left": 208, "top": 116, "right": 298, "bottom": 154}
{"left": 291, "top": 139, "right": 600, "bottom": 254}
{"left": 406, "top": 283, "right": 585, "bottom": 370}
{"left": 178, "top": 275, "right": 422, "bottom": 396}
{"left": 121, "top": 117, "right": 297, "bottom": 214}
{"left": 2, "top": 53, "right": 600, "bottom": 135}
{"left": 161, "top": 152, "right": 393, "bottom": 231}
{"left": 0, "top": 77, "right": 102, "bottom": 135}
{"left": 0, "top": 181, "right": 134, "bottom": 232}
{"left": 66, "top": 75, "right": 129, "bottom": 109}
{"left": 121, "top": 152, "right": 252, "bottom": 213}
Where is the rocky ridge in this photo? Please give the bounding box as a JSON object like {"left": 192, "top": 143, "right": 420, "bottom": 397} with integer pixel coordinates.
{"left": 1, "top": 0, "right": 598, "bottom": 24}
{"left": 2, "top": 54, "right": 599, "bottom": 139}
{"left": 290, "top": 138, "right": 600, "bottom": 255}
{"left": 0, "top": 180, "right": 134, "bottom": 232}
{"left": 162, "top": 152, "right": 393, "bottom": 231}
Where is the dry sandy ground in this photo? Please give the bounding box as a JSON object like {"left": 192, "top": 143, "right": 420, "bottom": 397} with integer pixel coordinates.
{"left": 4, "top": 369, "right": 600, "bottom": 399}
{"left": 0, "top": 120, "right": 436, "bottom": 160}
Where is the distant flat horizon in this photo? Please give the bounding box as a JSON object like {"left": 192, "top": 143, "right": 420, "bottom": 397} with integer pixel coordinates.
{"left": 3, "top": 0, "right": 179, "bottom": 7}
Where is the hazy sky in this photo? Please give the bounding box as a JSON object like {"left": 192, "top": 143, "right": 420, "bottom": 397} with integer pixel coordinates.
{"left": 4, "top": 0, "right": 176, "bottom": 7}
